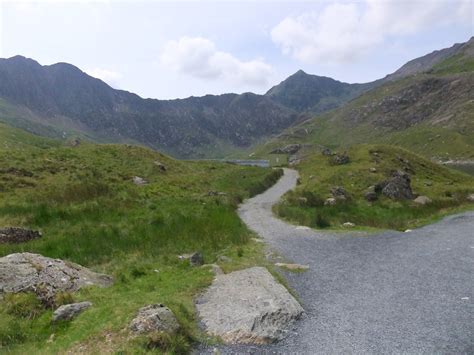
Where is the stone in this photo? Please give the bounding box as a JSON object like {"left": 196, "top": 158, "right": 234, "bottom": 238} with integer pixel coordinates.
{"left": 0, "top": 253, "right": 113, "bottom": 305}
{"left": 52, "top": 301, "right": 92, "bottom": 322}
{"left": 342, "top": 222, "right": 355, "bottom": 227}
{"left": 331, "top": 152, "right": 350, "bottom": 165}
{"left": 376, "top": 171, "right": 413, "bottom": 200}
{"left": 132, "top": 176, "right": 148, "bottom": 185}
{"left": 154, "top": 161, "right": 167, "bottom": 172}
{"left": 324, "top": 197, "right": 337, "bottom": 206}
{"left": 275, "top": 263, "right": 309, "bottom": 271}
{"left": 321, "top": 148, "right": 332, "bottom": 156}
{"left": 0, "top": 227, "right": 42, "bottom": 244}
{"left": 196, "top": 267, "right": 303, "bottom": 344}
{"left": 413, "top": 196, "right": 432, "bottom": 205}
{"left": 369, "top": 167, "right": 377, "bottom": 173}
{"left": 364, "top": 190, "right": 378, "bottom": 202}
{"left": 270, "top": 144, "right": 301, "bottom": 155}
{"left": 189, "top": 252, "right": 204, "bottom": 267}
{"left": 331, "top": 186, "right": 348, "bottom": 200}
{"left": 217, "top": 255, "right": 232, "bottom": 263}
{"left": 129, "top": 304, "right": 180, "bottom": 334}
{"left": 467, "top": 194, "right": 474, "bottom": 202}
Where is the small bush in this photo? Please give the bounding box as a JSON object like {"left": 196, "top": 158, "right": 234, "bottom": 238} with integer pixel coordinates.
{"left": 314, "top": 214, "right": 330, "bottom": 228}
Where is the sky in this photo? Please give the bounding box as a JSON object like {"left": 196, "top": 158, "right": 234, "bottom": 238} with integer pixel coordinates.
{"left": 0, "top": 0, "right": 472, "bottom": 100}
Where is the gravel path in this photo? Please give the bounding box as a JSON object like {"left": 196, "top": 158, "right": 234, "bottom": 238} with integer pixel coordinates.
{"left": 204, "top": 168, "right": 474, "bottom": 354}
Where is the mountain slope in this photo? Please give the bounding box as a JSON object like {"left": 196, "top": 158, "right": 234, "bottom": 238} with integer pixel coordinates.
{"left": 265, "top": 70, "right": 371, "bottom": 113}
{"left": 255, "top": 38, "right": 474, "bottom": 160}
{"left": 0, "top": 56, "right": 300, "bottom": 158}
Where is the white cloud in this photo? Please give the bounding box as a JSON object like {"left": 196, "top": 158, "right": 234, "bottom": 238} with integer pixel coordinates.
{"left": 271, "top": 0, "right": 472, "bottom": 64}
{"left": 160, "top": 36, "right": 273, "bottom": 87}
{"left": 85, "top": 68, "right": 122, "bottom": 88}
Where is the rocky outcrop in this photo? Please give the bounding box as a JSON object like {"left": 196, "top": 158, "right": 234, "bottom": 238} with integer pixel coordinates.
{"left": 52, "top": 301, "right": 92, "bottom": 322}
{"left": 270, "top": 144, "right": 301, "bottom": 155}
{"left": 376, "top": 171, "right": 414, "bottom": 200}
{"left": 0, "top": 227, "right": 42, "bottom": 244}
{"left": 129, "top": 304, "right": 180, "bottom": 334}
{"left": 0, "top": 253, "right": 113, "bottom": 304}
{"left": 196, "top": 267, "right": 303, "bottom": 344}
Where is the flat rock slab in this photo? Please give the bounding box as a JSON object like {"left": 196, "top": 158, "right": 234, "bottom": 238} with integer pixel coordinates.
{"left": 52, "top": 301, "right": 92, "bottom": 322}
{"left": 0, "top": 253, "right": 113, "bottom": 303}
{"left": 196, "top": 266, "right": 303, "bottom": 344}
{"left": 275, "top": 263, "right": 309, "bottom": 271}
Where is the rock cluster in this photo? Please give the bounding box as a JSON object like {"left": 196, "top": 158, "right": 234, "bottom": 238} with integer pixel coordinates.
{"left": 196, "top": 267, "right": 303, "bottom": 344}
{"left": 0, "top": 227, "right": 42, "bottom": 244}
{"left": 270, "top": 144, "right": 301, "bottom": 155}
{"left": 0, "top": 253, "right": 113, "bottom": 305}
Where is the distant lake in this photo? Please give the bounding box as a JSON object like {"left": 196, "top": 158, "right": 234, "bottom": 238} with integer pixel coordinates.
{"left": 446, "top": 163, "right": 474, "bottom": 176}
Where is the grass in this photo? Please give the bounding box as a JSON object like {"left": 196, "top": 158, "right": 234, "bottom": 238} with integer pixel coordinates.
{"left": 0, "top": 123, "right": 283, "bottom": 353}
{"left": 274, "top": 144, "right": 474, "bottom": 231}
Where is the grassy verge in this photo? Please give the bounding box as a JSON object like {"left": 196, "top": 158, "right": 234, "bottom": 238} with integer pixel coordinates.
{"left": 0, "top": 124, "right": 283, "bottom": 353}
{"left": 274, "top": 144, "right": 474, "bottom": 231}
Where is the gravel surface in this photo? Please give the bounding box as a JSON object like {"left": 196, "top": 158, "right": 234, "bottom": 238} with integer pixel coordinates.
{"left": 200, "top": 168, "right": 474, "bottom": 354}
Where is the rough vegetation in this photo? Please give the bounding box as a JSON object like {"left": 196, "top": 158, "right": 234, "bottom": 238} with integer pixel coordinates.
{"left": 274, "top": 145, "right": 474, "bottom": 230}
{"left": 0, "top": 123, "right": 283, "bottom": 353}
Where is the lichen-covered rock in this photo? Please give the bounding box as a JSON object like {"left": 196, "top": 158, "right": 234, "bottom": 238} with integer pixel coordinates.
{"left": 0, "top": 253, "right": 113, "bottom": 305}
{"left": 189, "top": 252, "right": 204, "bottom": 267}
{"left": 52, "top": 301, "right": 92, "bottom": 322}
{"left": 196, "top": 267, "right": 303, "bottom": 344}
{"left": 129, "top": 304, "right": 180, "bottom": 334}
{"left": 376, "top": 171, "right": 414, "bottom": 200}
{"left": 0, "top": 227, "right": 42, "bottom": 244}
{"left": 331, "top": 153, "right": 350, "bottom": 165}
{"left": 331, "top": 186, "right": 348, "bottom": 200}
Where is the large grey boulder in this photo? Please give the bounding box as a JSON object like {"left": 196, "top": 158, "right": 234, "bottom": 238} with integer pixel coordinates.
{"left": 129, "top": 304, "right": 180, "bottom": 334}
{"left": 196, "top": 267, "right": 303, "bottom": 344}
{"left": 0, "top": 253, "right": 113, "bottom": 304}
{"left": 52, "top": 301, "right": 92, "bottom": 322}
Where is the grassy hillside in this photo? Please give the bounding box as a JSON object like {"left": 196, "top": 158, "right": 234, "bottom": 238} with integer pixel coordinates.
{"left": 254, "top": 43, "right": 474, "bottom": 161}
{"left": 0, "top": 123, "right": 282, "bottom": 353}
{"left": 275, "top": 145, "right": 474, "bottom": 231}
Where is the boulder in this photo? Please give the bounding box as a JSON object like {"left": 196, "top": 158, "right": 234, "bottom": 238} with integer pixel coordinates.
{"left": 154, "top": 161, "right": 167, "bottom": 172}
{"left": 132, "top": 176, "right": 148, "bottom": 185}
{"left": 196, "top": 267, "right": 303, "bottom": 344}
{"left": 331, "top": 186, "right": 348, "bottom": 200}
{"left": 0, "top": 253, "right": 113, "bottom": 305}
{"left": 364, "top": 185, "right": 378, "bottom": 202}
{"left": 52, "top": 301, "right": 92, "bottom": 322}
{"left": 270, "top": 144, "right": 301, "bottom": 155}
{"left": 369, "top": 167, "right": 377, "bottom": 173}
{"left": 413, "top": 196, "right": 432, "bottom": 205}
{"left": 189, "top": 252, "right": 204, "bottom": 267}
{"left": 321, "top": 148, "right": 332, "bottom": 156}
{"left": 467, "top": 193, "right": 474, "bottom": 202}
{"left": 331, "top": 153, "right": 350, "bottom": 165}
{"left": 376, "top": 171, "right": 413, "bottom": 200}
{"left": 324, "top": 197, "right": 337, "bottom": 206}
{"left": 130, "top": 304, "right": 180, "bottom": 334}
{"left": 0, "top": 227, "right": 42, "bottom": 244}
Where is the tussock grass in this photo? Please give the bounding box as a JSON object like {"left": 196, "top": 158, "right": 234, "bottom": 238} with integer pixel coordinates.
{"left": 0, "top": 124, "right": 282, "bottom": 353}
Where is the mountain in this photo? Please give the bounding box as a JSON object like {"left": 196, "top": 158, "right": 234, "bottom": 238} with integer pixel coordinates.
{"left": 264, "top": 70, "right": 372, "bottom": 113}
{"left": 255, "top": 37, "right": 474, "bottom": 161}
{"left": 0, "top": 56, "right": 302, "bottom": 158}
